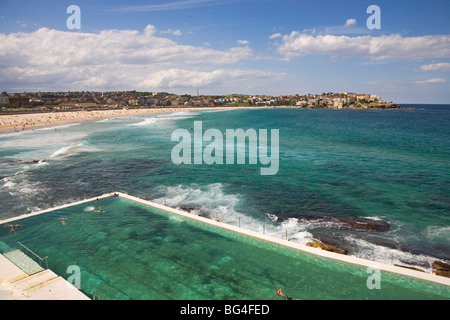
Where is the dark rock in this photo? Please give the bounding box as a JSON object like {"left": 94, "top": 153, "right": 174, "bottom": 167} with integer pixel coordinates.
{"left": 432, "top": 260, "right": 450, "bottom": 270}
{"left": 179, "top": 205, "right": 198, "bottom": 213}
{"left": 306, "top": 241, "right": 348, "bottom": 255}
{"left": 334, "top": 216, "right": 390, "bottom": 231}
{"left": 432, "top": 261, "right": 450, "bottom": 278}
{"left": 434, "top": 270, "right": 450, "bottom": 278}
{"left": 178, "top": 204, "right": 210, "bottom": 218}
{"left": 0, "top": 159, "right": 44, "bottom": 167}
{"left": 299, "top": 214, "right": 390, "bottom": 232}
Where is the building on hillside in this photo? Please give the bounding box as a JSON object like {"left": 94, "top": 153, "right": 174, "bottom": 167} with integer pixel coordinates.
{"left": 8, "top": 96, "right": 29, "bottom": 105}
{"left": 138, "top": 97, "right": 155, "bottom": 106}
{"left": 0, "top": 96, "right": 9, "bottom": 105}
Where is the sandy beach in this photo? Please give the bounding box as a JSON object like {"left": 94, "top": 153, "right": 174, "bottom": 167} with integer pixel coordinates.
{"left": 0, "top": 107, "right": 259, "bottom": 134}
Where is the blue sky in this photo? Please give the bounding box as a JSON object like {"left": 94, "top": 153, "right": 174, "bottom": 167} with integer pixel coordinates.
{"left": 1, "top": 0, "right": 449, "bottom": 103}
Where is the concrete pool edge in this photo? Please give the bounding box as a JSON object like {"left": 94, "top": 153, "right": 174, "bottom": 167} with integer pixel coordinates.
{"left": 0, "top": 193, "right": 112, "bottom": 225}
{"left": 0, "top": 254, "right": 90, "bottom": 300}
{"left": 1, "top": 191, "right": 449, "bottom": 288}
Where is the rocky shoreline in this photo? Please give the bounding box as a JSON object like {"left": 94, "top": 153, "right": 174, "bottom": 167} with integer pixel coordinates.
{"left": 176, "top": 204, "right": 450, "bottom": 278}
{"left": 311, "top": 239, "right": 450, "bottom": 278}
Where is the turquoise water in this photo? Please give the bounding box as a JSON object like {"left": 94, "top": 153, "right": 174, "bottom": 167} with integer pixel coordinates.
{"left": 0, "top": 105, "right": 449, "bottom": 276}
{"left": 0, "top": 196, "right": 448, "bottom": 300}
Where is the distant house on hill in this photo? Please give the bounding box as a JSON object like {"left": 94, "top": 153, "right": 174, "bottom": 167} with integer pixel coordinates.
{"left": 0, "top": 96, "right": 9, "bottom": 105}
{"left": 8, "top": 96, "right": 29, "bottom": 105}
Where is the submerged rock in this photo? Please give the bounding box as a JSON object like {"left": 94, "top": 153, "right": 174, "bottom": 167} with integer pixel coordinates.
{"left": 177, "top": 204, "right": 210, "bottom": 218}
{"left": 337, "top": 217, "right": 390, "bottom": 232}
{"left": 178, "top": 205, "right": 198, "bottom": 213}
{"left": 0, "top": 159, "right": 43, "bottom": 166}
{"left": 306, "top": 241, "right": 348, "bottom": 255}
{"left": 299, "top": 214, "right": 390, "bottom": 232}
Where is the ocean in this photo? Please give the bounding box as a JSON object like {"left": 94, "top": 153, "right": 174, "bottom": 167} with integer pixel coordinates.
{"left": 0, "top": 105, "right": 449, "bottom": 272}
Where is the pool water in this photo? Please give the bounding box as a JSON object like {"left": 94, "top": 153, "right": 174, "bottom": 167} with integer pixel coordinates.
{"left": 0, "top": 196, "right": 449, "bottom": 300}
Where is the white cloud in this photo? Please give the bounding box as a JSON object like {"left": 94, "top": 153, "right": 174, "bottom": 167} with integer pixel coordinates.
{"left": 237, "top": 40, "right": 249, "bottom": 45}
{"left": 269, "top": 33, "right": 282, "bottom": 39}
{"left": 419, "top": 62, "right": 450, "bottom": 72}
{"left": 345, "top": 19, "right": 357, "bottom": 27}
{"left": 0, "top": 25, "right": 287, "bottom": 92}
{"left": 275, "top": 32, "right": 450, "bottom": 61}
{"left": 160, "top": 29, "right": 182, "bottom": 36}
{"left": 115, "top": 0, "right": 224, "bottom": 12}
{"left": 415, "top": 78, "right": 447, "bottom": 84}
{"left": 16, "top": 20, "right": 27, "bottom": 28}
{"left": 0, "top": 25, "right": 251, "bottom": 68}
{"left": 137, "top": 68, "right": 287, "bottom": 89}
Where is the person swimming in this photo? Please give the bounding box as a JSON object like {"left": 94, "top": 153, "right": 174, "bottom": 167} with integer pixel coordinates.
{"left": 5, "top": 224, "right": 22, "bottom": 233}
{"left": 60, "top": 218, "right": 66, "bottom": 226}
{"left": 274, "top": 288, "right": 296, "bottom": 300}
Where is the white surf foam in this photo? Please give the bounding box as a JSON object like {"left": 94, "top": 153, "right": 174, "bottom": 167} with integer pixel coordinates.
{"left": 154, "top": 183, "right": 315, "bottom": 245}
{"left": 0, "top": 131, "right": 89, "bottom": 149}
{"left": 129, "top": 118, "right": 160, "bottom": 127}
{"left": 36, "top": 123, "right": 80, "bottom": 131}
{"left": 129, "top": 111, "right": 200, "bottom": 127}
{"left": 154, "top": 183, "right": 253, "bottom": 227}
{"left": 200, "top": 109, "right": 234, "bottom": 114}
{"left": 425, "top": 225, "right": 450, "bottom": 242}
{"left": 163, "top": 111, "right": 201, "bottom": 117}
{"left": 95, "top": 118, "right": 111, "bottom": 123}
{"left": 50, "top": 142, "right": 100, "bottom": 159}
{"left": 263, "top": 216, "right": 315, "bottom": 245}
{"left": 1, "top": 174, "right": 45, "bottom": 197}
{"left": 344, "top": 236, "right": 437, "bottom": 272}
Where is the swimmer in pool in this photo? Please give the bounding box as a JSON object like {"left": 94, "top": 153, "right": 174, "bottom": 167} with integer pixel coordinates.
{"left": 5, "top": 224, "right": 22, "bottom": 233}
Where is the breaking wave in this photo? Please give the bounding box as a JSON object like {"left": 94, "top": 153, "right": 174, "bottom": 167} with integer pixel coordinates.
{"left": 129, "top": 111, "right": 200, "bottom": 127}
{"left": 50, "top": 142, "right": 100, "bottom": 159}
{"left": 344, "top": 236, "right": 438, "bottom": 272}
{"left": 153, "top": 183, "right": 315, "bottom": 245}
{"left": 36, "top": 123, "right": 81, "bottom": 131}
{"left": 1, "top": 170, "right": 46, "bottom": 198}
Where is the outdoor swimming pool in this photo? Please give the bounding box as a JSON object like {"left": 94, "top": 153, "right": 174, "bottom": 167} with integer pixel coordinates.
{"left": 0, "top": 195, "right": 449, "bottom": 300}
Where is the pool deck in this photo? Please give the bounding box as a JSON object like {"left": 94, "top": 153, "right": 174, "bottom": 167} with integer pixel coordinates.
{"left": 0, "top": 191, "right": 449, "bottom": 297}
{"left": 0, "top": 254, "right": 89, "bottom": 300}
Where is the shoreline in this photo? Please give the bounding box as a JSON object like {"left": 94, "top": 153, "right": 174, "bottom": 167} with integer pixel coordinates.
{"left": 0, "top": 106, "right": 265, "bottom": 135}
{"left": 0, "top": 105, "right": 414, "bottom": 135}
